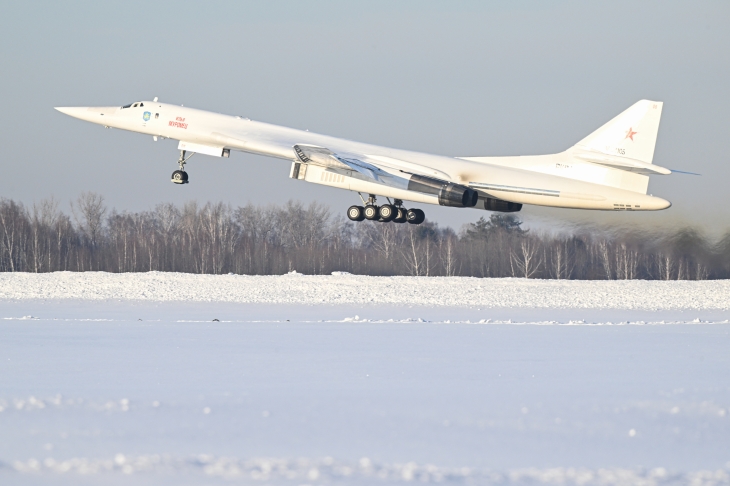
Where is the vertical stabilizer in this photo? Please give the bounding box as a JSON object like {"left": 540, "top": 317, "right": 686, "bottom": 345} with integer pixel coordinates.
{"left": 575, "top": 100, "right": 663, "bottom": 164}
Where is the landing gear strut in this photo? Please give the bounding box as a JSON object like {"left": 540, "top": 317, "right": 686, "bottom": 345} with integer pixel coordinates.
{"left": 346, "top": 195, "right": 425, "bottom": 225}
{"left": 171, "top": 150, "right": 194, "bottom": 184}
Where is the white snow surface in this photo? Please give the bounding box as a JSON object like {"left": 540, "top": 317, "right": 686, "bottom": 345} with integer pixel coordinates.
{"left": 1, "top": 275, "right": 729, "bottom": 485}
{"left": 8, "top": 454, "right": 730, "bottom": 485}
{"left": 2, "top": 271, "right": 730, "bottom": 310}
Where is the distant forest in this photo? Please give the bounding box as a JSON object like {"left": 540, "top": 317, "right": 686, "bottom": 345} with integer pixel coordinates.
{"left": 0, "top": 193, "right": 728, "bottom": 279}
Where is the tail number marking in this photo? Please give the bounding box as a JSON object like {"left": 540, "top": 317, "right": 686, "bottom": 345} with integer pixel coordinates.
{"left": 606, "top": 146, "right": 626, "bottom": 155}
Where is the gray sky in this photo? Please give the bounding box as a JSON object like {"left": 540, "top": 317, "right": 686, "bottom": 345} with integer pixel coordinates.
{"left": 1, "top": 1, "right": 728, "bottom": 235}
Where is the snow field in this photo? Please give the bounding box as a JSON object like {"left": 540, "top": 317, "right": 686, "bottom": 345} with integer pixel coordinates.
{"left": 1, "top": 271, "right": 730, "bottom": 310}
{"left": 1, "top": 275, "right": 729, "bottom": 485}
{"left": 8, "top": 454, "right": 730, "bottom": 485}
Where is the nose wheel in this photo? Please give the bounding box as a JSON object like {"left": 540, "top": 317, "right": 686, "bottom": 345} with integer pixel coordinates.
{"left": 171, "top": 170, "right": 188, "bottom": 184}
{"left": 171, "top": 150, "right": 194, "bottom": 185}
{"left": 347, "top": 195, "right": 424, "bottom": 225}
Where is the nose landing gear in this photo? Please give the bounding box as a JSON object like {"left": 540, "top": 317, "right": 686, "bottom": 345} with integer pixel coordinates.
{"left": 346, "top": 195, "right": 425, "bottom": 225}
{"left": 171, "top": 170, "right": 188, "bottom": 184}
{"left": 171, "top": 150, "right": 195, "bottom": 184}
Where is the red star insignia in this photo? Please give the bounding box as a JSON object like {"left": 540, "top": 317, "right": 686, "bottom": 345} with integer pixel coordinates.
{"left": 625, "top": 127, "right": 637, "bottom": 141}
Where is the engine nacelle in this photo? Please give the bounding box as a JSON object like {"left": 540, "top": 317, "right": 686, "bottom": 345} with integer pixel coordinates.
{"left": 481, "top": 197, "right": 522, "bottom": 212}
{"left": 408, "top": 175, "right": 478, "bottom": 208}
{"left": 440, "top": 182, "right": 479, "bottom": 207}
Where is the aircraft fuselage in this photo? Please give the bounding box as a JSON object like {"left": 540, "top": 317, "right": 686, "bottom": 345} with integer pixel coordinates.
{"left": 55, "top": 101, "right": 672, "bottom": 212}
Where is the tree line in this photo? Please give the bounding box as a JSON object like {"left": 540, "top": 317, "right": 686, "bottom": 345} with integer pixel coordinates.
{"left": 0, "top": 193, "right": 727, "bottom": 279}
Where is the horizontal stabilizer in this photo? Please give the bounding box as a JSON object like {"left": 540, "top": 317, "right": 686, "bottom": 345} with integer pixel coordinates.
{"left": 669, "top": 169, "right": 701, "bottom": 176}
{"left": 573, "top": 153, "right": 671, "bottom": 175}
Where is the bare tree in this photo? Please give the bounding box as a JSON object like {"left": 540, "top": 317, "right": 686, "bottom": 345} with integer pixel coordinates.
{"left": 363, "top": 221, "right": 401, "bottom": 267}
{"left": 547, "top": 237, "right": 575, "bottom": 279}
{"left": 655, "top": 252, "right": 676, "bottom": 280}
{"left": 596, "top": 240, "right": 613, "bottom": 280}
{"left": 40, "top": 198, "right": 60, "bottom": 271}
{"left": 0, "top": 200, "right": 28, "bottom": 272}
{"left": 72, "top": 192, "right": 106, "bottom": 248}
{"left": 155, "top": 203, "right": 181, "bottom": 271}
{"left": 510, "top": 237, "right": 542, "bottom": 278}
{"left": 440, "top": 232, "right": 460, "bottom": 277}
{"left": 695, "top": 262, "right": 709, "bottom": 280}
{"left": 71, "top": 192, "right": 107, "bottom": 271}
{"left": 401, "top": 226, "right": 426, "bottom": 276}
{"left": 614, "top": 243, "right": 638, "bottom": 280}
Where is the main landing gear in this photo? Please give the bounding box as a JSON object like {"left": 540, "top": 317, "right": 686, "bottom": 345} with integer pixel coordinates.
{"left": 171, "top": 150, "right": 195, "bottom": 184}
{"left": 347, "top": 195, "right": 425, "bottom": 225}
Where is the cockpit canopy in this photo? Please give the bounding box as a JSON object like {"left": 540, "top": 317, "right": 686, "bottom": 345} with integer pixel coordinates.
{"left": 121, "top": 102, "right": 144, "bottom": 109}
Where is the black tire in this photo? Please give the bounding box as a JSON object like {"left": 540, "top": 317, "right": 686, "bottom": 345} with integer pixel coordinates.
{"left": 393, "top": 208, "right": 407, "bottom": 223}
{"left": 364, "top": 205, "right": 379, "bottom": 221}
{"left": 171, "top": 170, "right": 188, "bottom": 184}
{"left": 378, "top": 204, "right": 396, "bottom": 222}
{"left": 413, "top": 208, "right": 425, "bottom": 224}
{"left": 406, "top": 208, "right": 425, "bottom": 225}
{"left": 347, "top": 205, "right": 365, "bottom": 222}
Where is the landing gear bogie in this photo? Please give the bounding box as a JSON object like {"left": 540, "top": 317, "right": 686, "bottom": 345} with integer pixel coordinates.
{"left": 346, "top": 195, "right": 424, "bottom": 225}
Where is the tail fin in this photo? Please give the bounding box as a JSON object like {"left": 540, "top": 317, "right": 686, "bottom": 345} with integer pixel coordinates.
{"left": 575, "top": 100, "right": 663, "bottom": 164}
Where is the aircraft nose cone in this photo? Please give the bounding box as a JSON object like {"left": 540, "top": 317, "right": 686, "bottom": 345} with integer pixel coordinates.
{"left": 54, "top": 106, "right": 89, "bottom": 118}
{"left": 56, "top": 106, "right": 95, "bottom": 122}
{"left": 55, "top": 106, "right": 117, "bottom": 124}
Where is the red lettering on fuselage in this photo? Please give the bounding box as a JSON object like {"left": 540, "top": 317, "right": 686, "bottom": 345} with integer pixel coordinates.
{"left": 168, "top": 120, "right": 188, "bottom": 129}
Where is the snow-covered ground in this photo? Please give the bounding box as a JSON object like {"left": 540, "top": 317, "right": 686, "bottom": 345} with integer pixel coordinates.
{"left": 2, "top": 271, "right": 730, "bottom": 310}
{"left": 1, "top": 273, "right": 729, "bottom": 485}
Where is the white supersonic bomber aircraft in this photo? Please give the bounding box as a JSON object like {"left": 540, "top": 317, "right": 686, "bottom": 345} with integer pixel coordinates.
{"left": 56, "top": 98, "right": 673, "bottom": 224}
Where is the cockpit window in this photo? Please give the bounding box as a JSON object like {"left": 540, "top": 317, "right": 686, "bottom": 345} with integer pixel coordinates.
{"left": 121, "top": 103, "right": 133, "bottom": 109}
{"left": 121, "top": 101, "right": 144, "bottom": 109}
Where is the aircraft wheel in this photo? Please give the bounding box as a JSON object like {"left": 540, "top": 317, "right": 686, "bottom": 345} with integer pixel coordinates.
{"left": 393, "top": 207, "right": 407, "bottom": 223}
{"left": 347, "top": 205, "right": 365, "bottom": 222}
{"left": 364, "top": 205, "right": 379, "bottom": 221}
{"left": 171, "top": 170, "right": 188, "bottom": 184}
{"left": 378, "top": 204, "right": 396, "bottom": 222}
{"left": 406, "top": 208, "right": 425, "bottom": 225}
